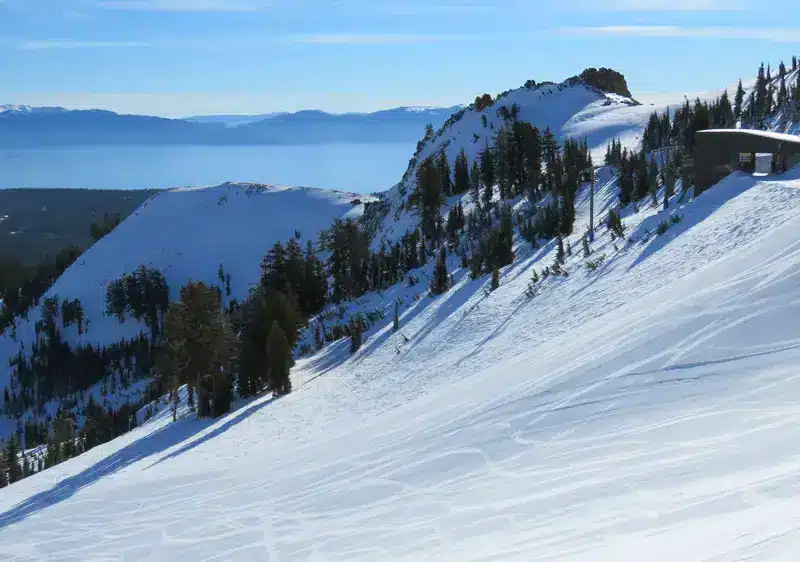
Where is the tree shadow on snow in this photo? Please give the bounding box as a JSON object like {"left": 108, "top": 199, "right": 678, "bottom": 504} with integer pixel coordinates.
{"left": 627, "top": 173, "right": 763, "bottom": 272}
{"left": 0, "top": 396, "right": 273, "bottom": 530}
{"left": 144, "top": 395, "right": 275, "bottom": 470}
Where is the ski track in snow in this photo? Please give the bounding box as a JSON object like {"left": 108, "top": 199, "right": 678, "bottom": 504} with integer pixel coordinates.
{"left": 2, "top": 166, "right": 800, "bottom": 560}
{"left": 3, "top": 74, "right": 800, "bottom": 559}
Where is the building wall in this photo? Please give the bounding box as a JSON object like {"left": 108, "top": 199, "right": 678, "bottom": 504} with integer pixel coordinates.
{"left": 695, "top": 131, "right": 800, "bottom": 195}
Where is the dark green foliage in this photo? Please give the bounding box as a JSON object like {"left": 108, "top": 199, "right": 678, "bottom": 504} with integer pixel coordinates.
{"left": 430, "top": 248, "right": 449, "bottom": 295}
{"left": 0, "top": 245, "right": 83, "bottom": 335}
{"left": 734, "top": 80, "right": 745, "bottom": 119}
{"left": 158, "top": 281, "right": 236, "bottom": 418}
{"left": 490, "top": 266, "right": 499, "bottom": 292}
{"left": 104, "top": 266, "right": 170, "bottom": 338}
{"left": 90, "top": 213, "right": 122, "bottom": 243}
{"left": 556, "top": 237, "right": 565, "bottom": 265}
{"left": 606, "top": 209, "right": 626, "bottom": 240}
{"left": 480, "top": 142, "right": 495, "bottom": 202}
{"left": 446, "top": 203, "right": 466, "bottom": 243}
{"left": 328, "top": 219, "right": 371, "bottom": 302}
{"left": 437, "top": 148, "right": 453, "bottom": 197}
{"left": 348, "top": 314, "right": 365, "bottom": 354}
{"left": 235, "top": 286, "right": 301, "bottom": 398}
{"left": 454, "top": 149, "right": 470, "bottom": 195}
{"left": 3, "top": 436, "right": 21, "bottom": 484}
{"left": 410, "top": 157, "right": 445, "bottom": 243}
{"left": 267, "top": 320, "right": 292, "bottom": 394}
{"left": 469, "top": 159, "right": 482, "bottom": 204}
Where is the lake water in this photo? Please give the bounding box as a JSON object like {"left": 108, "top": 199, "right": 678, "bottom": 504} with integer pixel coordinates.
{"left": 0, "top": 143, "right": 414, "bottom": 194}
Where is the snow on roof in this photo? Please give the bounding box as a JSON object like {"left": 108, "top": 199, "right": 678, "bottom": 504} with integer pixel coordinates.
{"left": 699, "top": 129, "right": 800, "bottom": 145}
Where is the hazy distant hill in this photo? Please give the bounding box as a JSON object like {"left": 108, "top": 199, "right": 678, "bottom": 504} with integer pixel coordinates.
{"left": 0, "top": 105, "right": 461, "bottom": 147}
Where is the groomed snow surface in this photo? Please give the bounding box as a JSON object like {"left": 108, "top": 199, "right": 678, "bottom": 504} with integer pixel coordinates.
{"left": 2, "top": 164, "right": 800, "bottom": 560}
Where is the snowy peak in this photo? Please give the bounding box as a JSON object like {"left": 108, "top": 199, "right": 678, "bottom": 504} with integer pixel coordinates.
{"left": 0, "top": 104, "right": 67, "bottom": 115}
{"left": 368, "top": 73, "right": 652, "bottom": 247}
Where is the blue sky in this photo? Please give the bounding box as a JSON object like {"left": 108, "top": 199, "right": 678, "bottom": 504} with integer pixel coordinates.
{"left": 0, "top": 0, "right": 799, "bottom": 117}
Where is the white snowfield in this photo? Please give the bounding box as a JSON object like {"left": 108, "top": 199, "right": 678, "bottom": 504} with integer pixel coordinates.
{"left": 3, "top": 165, "right": 800, "bottom": 560}
{"left": 0, "top": 182, "right": 373, "bottom": 394}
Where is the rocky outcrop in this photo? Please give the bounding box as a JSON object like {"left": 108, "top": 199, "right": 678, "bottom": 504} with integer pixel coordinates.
{"left": 574, "top": 68, "right": 633, "bottom": 99}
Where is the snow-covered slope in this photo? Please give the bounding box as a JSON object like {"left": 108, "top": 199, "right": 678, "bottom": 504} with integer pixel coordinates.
{"left": 0, "top": 183, "right": 373, "bottom": 400}
{"left": 370, "top": 78, "right": 672, "bottom": 248}
{"left": 3, "top": 165, "right": 800, "bottom": 559}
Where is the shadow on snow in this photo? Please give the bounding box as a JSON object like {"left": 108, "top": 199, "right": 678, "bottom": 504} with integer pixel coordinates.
{"left": 0, "top": 395, "right": 274, "bottom": 529}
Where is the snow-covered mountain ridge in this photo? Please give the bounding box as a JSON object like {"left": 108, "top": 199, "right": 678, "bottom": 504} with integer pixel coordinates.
{"left": 368, "top": 72, "right": 659, "bottom": 247}
{"left": 0, "top": 183, "right": 375, "bottom": 438}
{"left": 3, "top": 61, "right": 800, "bottom": 560}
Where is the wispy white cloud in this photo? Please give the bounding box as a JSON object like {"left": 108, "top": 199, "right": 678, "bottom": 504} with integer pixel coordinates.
{"left": 287, "top": 33, "right": 474, "bottom": 45}
{"left": 561, "top": 25, "right": 800, "bottom": 42}
{"left": 0, "top": 0, "right": 273, "bottom": 12}
{"left": 93, "top": 0, "right": 271, "bottom": 10}
{"left": 17, "top": 39, "right": 152, "bottom": 49}
{"left": 386, "top": 3, "right": 496, "bottom": 16}
{"left": 566, "top": 0, "right": 747, "bottom": 10}
{"left": 9, "top": 33, "right": 472, "bottom": 51}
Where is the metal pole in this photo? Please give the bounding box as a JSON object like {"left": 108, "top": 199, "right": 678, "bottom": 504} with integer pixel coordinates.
{"left": 663, "top": 149, "right": 670, "bottom": 211}
{"left": 588, "top": 167, "right": 595, "bottom": 243}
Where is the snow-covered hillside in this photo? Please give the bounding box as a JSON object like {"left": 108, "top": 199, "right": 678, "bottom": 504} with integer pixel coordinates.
{"left": 370, "top": 77, "right": 672, "bottom": 248}
{"left": 3, "top": 163, "right": 800, "bottom": 559}
{"left": 0, "top": 183, "right": 374, "bottom": 429}
{"left": 4, "top": 61, "right": 800, "bottom": 559}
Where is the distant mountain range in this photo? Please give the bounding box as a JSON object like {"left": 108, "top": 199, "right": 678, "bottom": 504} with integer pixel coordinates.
{"left": 0, "top": 104, "right": 463, "bottom": 147}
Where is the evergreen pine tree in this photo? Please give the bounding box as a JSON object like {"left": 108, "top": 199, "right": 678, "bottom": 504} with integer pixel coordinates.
{"left": 430, "top": 248, "right": 449, "bottom": 295}
{"left": 480, "top": 142, "right": 495, "bottom": 193}
{"left": 454, "top": 149, "right": 470, "bottom": 194}
{"left": 412, "top": 157, "right": 445, "bottom": 242}
{"left": 582, "top": 235, "right": 591, "bottom": 258}
{"left": 556, "top": 237, "right": 565, "bottom": 265}
{"left": 393, "top": 302, "right": 399, "bottom": 333}
{"left": 734, "top": 80, "right": 745, "bottom": 120}
{"left": 348, "top": 316, "right": 364, "bottom": 354}
{"left": 418, "top": 236, "right": 427, "bottom": 265}
{"left": 469, "top": 159, "right": 482, "bottom": 204}
{"left": 437, "top": 147, "right": 453, "bottom": 197}
{"left": 482, "top": 178, "right": 494, "bottom": 209}
{"left": 4, "top": 436, "right": 21, "bottom": 484}
{"left": 267, "top": 320, "right": 292, "bottom": 395}
{"left": 490, "top": 266, "right": 500, "bottom": 292}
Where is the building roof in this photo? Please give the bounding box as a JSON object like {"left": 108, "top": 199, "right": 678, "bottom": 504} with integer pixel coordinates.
{"left": 698, "top": 128, "right": 800, "bottom": 145}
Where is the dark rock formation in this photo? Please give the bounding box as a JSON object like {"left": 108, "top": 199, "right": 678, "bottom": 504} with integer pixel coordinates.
{"left": 574, "top": 68, "right": 633, "bottom": 99}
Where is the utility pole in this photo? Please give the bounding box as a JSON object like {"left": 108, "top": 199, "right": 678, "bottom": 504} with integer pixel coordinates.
{"left": 663, "top": 149, "right": 671, "bottom": 211}
{"left": 588, "top": 166, "right": 595, "bottom": 243}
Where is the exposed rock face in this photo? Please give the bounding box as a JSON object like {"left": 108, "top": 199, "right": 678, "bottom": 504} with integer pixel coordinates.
{"left": 575, "top": 68, "right": 633, "bottom": 99}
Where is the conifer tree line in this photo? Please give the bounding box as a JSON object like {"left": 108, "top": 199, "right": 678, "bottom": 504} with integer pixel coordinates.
{"left": 640, "top": 58, "right": 800, "bottom": 160}
{"left": 105, "top": 265, "right": 170, "bottom": 338}
{"left": 410, "top": 109, "right": 593, "bottom": 284}
{"left": 603, "top": 57, "right": 800, "bottom": 207}
{"left": 1, "top": 212, "right": 132, "bottom": 336}
{"left": 604, "top": 142, "right": 682, "bottom": 207}
{"left": 0, "top": 246, "right": 83, "bottom": 335}
{"left": 0, "top": 398, "right": 142, "bottom": 487}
